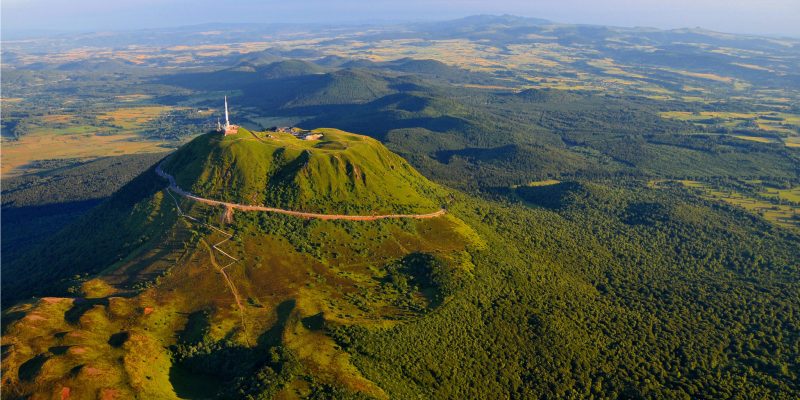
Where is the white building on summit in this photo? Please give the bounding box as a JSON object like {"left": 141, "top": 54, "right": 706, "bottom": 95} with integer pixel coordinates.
{"left": 218, "top": 96, "right": 239, "bottom": 135}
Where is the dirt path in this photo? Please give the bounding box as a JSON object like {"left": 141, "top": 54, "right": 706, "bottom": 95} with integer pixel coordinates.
{"left": 201, "top": 238, "right": 249, "bottom": 343}
{"left": 156, "top": 162, "right": 446, "bottom": 221}
{"left": 247, "top": 129, "right": 270, "bottom": 144}
{"left": 165, "top": 186, "right": 250, "bottom": 343}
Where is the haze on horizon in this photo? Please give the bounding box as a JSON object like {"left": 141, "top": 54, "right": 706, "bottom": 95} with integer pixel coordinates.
{"left": 2, "top": 0, "right": 799, "bottom": 38}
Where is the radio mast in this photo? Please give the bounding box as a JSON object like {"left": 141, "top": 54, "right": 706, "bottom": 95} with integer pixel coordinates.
{"left": 224, "top": 96, "right": 230, "bottom": 129}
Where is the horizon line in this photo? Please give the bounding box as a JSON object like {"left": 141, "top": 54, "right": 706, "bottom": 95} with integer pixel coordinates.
{"left": 2, "top": 14, "right": 798, "bottom": 42}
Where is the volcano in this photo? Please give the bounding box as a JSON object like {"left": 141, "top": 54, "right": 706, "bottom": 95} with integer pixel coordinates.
{"left": 1, "top": 127, "right": 478, "bottom": 399}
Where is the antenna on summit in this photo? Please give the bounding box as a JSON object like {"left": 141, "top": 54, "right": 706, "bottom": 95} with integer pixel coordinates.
{"left": 224, "top": 96, "right": 230, "bottom": 129}
{"left": 221, "top": 96, "right": 239, "bottom": 136}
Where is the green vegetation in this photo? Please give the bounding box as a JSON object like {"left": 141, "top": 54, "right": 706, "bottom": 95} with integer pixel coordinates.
{"left": 651, "top": 179, "right": 800, "bottom": 231}
{"left": 4, "top": 125, "right": 799, "bottom": 398}
{"left": 1, "top": 153, "right": 166, "bottom": 260}
{"left": 331, "top": 181, "right": 800, "bottom": 399}
{"left": 164, "top": 129, "right": 445, "bottom": 214}
{"left": 1, "top": 128, "right": 474, "bottom": 398}
{"left": 2, "top": 15, "right": 800, "bottom": 400}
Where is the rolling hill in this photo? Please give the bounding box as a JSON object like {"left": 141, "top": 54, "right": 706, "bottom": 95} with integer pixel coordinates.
{"left": 1, "top": 127, "right": 476, "bottom": 399}
{"left": 162, "top": 128, "right": 445, "bottom": 214}
{"left": 4, "top": 143, "right": 799, "bottom": 398}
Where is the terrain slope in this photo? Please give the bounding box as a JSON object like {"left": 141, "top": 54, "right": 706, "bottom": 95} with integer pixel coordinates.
{"left": 1, "top": 128, "right": 475, "bottom": 399}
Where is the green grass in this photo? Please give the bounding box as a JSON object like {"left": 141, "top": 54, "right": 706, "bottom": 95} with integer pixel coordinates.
{"left": 165, "top": 128, "right": 445, "bottom": 214}
{"left": 665, "top": 180, "right": 800, "bottom": 231}
{"left": 2, "top": 128, "right": 475, "bottom": 399}
{"left": 763, "top": 186, "right": 800, "bottom": 203}
{"left": 511, "top": 179, "right": 561, "bottom": 188}
{"left": 659, "top": 111, "right": 800, "bottom": 141}
{"left": 1, "top": 192, "right": 474, "bottom": 399}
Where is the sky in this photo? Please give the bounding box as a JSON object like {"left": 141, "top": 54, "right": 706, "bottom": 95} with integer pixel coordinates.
{"left": 2, "top": 0, "right": 799, "bottom": 37}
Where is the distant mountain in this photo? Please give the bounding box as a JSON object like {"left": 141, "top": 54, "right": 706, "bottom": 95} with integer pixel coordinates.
{"left": 247, "top": 68, "right": 398, "bottom": 108}
{"left": 414, "top": 14, "right": 551, "bottom": 32}
{"left": 230, "top": 47, "right": 323, "bottom": 67}
{"left": 3, "top": 13, "right": 800, "bottom": 400}
{"left": 158, "top": 64, "right": 395, "bottom": 108}
{"left": 254, "top": 60, "right": 326, "bottom": 79}
{"left": 231, "top": 49, "right": 284, "bottom": 68}
{"left": 56, "top": 58, "right": 141, "bottom": 72}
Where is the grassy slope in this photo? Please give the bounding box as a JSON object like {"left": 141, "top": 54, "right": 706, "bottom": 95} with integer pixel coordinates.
{"left": 1, "top": 128, "right": 474, "bottom": 399}
{"left": 1, "top": 188, "right": 476, "bottom": 400}
{"left": 164, "top": 128, "right": 444, "bottom": 214}
{"left": 2, "top": 173, "right": 798, "bottom": 399}
{"left": 1, "top": 153, "right": 166, "bottom": 261}
{"left": 1, "top": 165, "right": 178, "bottom": 303}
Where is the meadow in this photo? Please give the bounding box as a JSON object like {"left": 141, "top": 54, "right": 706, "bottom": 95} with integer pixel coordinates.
{"left": 659, "top": 111, "right": 800, "bottom": 147}
{"left": 651, "top": 179, "right": 800, "bottom": 231}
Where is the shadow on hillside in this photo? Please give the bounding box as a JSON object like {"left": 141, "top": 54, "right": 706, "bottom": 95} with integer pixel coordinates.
{"left": 168, "top": 299, "right": 297, "bottom": 399}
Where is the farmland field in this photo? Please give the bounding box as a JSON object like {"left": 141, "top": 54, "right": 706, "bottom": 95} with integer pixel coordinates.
{"left": 654, "top": 180, "right": 800, "bottom": 231}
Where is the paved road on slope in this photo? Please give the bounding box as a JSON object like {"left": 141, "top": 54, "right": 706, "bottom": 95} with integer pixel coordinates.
{"left": 155, "top": 162, "right": 447, "bottom": 220}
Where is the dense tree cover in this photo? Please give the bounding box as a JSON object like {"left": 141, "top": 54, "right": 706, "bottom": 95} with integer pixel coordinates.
{"left": 3, "top": 91, "right": 798, "bottom": 397}
{"left": 156, "top": 64, "right": 800, "bottom": 189}
{"left": 171, "top": 303, "right": 305, "bottom": 399}
{"left": 328, "top": 181, "right": 799, "bottom": 398}
{"left": 5, "top": 46, "right": 798, "bottom": 191}
{"left": 2, "top": 153, "right": 166, "bottom": 208}
{"left": 1, "top": 153, "right": 166, "bottom": 261}
{"left": 2, "top": 137, "right": 798, "bottom": 398}
{"left": 1, "top": 163, "right": 176, "bottom": 303}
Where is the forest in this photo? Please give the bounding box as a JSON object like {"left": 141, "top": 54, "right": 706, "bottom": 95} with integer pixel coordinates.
{"left": 2, "top": 14, "right": 799, "bottom": 399}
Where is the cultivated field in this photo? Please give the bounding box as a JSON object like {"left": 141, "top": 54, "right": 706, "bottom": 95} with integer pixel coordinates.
{"left": 654, "top": 180, "right": 800, "bottom": 231}
{"left": 1, "top": 106, "right": 182, "bottom": 176}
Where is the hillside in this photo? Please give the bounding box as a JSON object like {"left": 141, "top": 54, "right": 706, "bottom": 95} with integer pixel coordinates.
{"left": 1, "top": 153, "right": 166, "bottom": 261}
{"left": 4, "top": 160, "right": 799, "bottom": 398}
{"left": 155, "top": 61, "right": 799, "bottom": 191}
{"left": 163, "top": 128, "right": 444, "bottom": 214}
{"left": 1, "top": 127, "right": 479, "bottom": 399}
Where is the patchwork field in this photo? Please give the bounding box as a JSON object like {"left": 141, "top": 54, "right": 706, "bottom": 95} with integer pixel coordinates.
{"left": 1, "top": 131, "right": 170, "bottom": 176}
{"left": 1, "top": 106, "right": 196, "bottom": 176}
{"left": 3, "top": 16, "right": 800, "bottom": 399}
{"left": 763, "top": 186, "right": 800, "bottom": 203}
{"left": 653, "top": 180, "right": 800, "bottom": 231}
{"left": 97, "top": 106, "right": 176, "bottom": 130}
{"left": 2, "top": 108, "right": 174, "bottom": 176}
{"left": 660, "top": 111, "right": 800, "bottom": 146}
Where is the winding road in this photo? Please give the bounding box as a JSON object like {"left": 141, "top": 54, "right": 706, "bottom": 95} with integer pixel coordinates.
{"left": 155, "top": 162, "right": 446, "bottom": 221}
{"left": 156, "top": 158, "right": 445, "bottom": 344}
